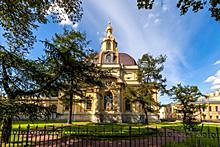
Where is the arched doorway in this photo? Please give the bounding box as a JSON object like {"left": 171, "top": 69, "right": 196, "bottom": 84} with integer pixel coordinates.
{"left": 104, "top": 91, "right": 113, "bottom": 111}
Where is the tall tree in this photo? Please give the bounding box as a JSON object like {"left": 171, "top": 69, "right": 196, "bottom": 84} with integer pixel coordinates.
{"left": 170, "top": 83, "right": 204, "bottom": 131}
{"left": 125, "top": 53, "right": 167, "bottom": 124}
{"left": 137, "top": 0, "right": 220, "bottom": 21}
{"left": 43, "top": 30, "right": 107, "bottom": 124}
{"left": 0, "top": 45, "right": 60, "bottom": 142}
{"left": 0, "top": 0, "right": 83, "bottom": 142}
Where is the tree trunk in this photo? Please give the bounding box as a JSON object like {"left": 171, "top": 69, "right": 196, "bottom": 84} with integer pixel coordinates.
{"left": 183, "top": 112, "right": 186, "bottom": 124}
{"left": 67, "top": 94, "right": 73, "bottom": 124}
{"left": 1, "top": 117, "right": 12, "bottom": 143}
{"left": 144, "top": 109, "right": 149, "bottom": 125}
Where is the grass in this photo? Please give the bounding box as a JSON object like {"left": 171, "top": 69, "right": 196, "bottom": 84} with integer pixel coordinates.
{"left": 155, "top": 122, "right": 220, "bottom": 146}
{"left": 59, "top": 123, "right": 157, "bottom": 139}
{"left": 0, "top": 121, "right": 94, "bottom": 146}
{"left": 160, "top": 122, "right": 220, "bottom": 133}
{"left": 163, "top": 137, "right": 220, "bottom": 147}
{"left": 11, "top": 120, "right": 90, "bottom": 130}
{"left": 0, "top": 121, "right": 158, "bottom": 146}
{"left": 2, "top": 121, "right": 220, "bottom": 146}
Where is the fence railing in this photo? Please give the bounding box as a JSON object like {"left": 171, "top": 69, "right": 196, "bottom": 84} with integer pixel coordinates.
{"left": 0, "top": 124, "right": 220, "bottom": 147}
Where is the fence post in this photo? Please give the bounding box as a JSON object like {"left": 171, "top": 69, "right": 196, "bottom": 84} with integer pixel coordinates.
{"left": 164, "top": 127, "right": 167, "bottom": 146}
{"left": 156, "top": 126, "right": 158, "bottom": 147}
{"left": 24, "top": 124, "right": 30, "bottom": 147}
{"left": 216, "top": 127, "right": 220, "bottom": 146}
{"left": 208, "top": 126, "right": 210, "bottom": 138}
{"left": 129, "top": 126, "right": 132, "bottom": 147}
{"left": 43, "top": 125, "right": 46, "bottom": 147}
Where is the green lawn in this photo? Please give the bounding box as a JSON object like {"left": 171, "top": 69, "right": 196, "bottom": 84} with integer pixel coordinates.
{"left": 153, "top": 122, "right": 220, "bottom": 147}
{"left": 11, "top": 120, "right": 90, "bottom": 130}
{"left": 2, "top": 121, "right": 220, "bottom": 146}
{"left": 1, "top": 121, "right": 157, "bottom": 145}
{"left": 59, "top": 123, "right": 157, "bottom": 139}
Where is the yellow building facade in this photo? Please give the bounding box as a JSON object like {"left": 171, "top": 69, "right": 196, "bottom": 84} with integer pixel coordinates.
{"left": 196, "top": 90, "right": 220, "bottom": 121}
{"left": 52, "top": 23, "right": 159, "bottom": 123}
{"left": 163, "top": 90, "right": 220, "bottom": 122}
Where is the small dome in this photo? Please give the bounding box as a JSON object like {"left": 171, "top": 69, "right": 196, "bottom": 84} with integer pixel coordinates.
{"left": 119, "top": 53, "right": 137, "bottom": 65}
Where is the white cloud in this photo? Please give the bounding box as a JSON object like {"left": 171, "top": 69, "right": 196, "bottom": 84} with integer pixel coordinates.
{"left": 216, "top": 70, "right": 220, "bottom": 76}
{"left": 143, "top": 23, "right": 149, "bottom": 28}
{"left": 83, "top": 0, "right": 207, "bottom": 97}
{"left": 213, "top": 78, "right": 220, "bottom": 85}
{"left": 154, "top": 18, "right": 160, "bottom": 24}
{"left": 162, "top": 5, "right": 168, "bottom": 12}
{"left": 211, "top": 84, "right": 220, "bottom": 90}
{"left": 148, "top": 13, "right": 155, "bottom": 19}
{"left": 48, "top": 3, "right": 78, "bottom": 29}
{"left": 205, "top": 76, "right": 216, "bottom": 83}
{"left": 205, "top": 70, "right": 220, "bottom": 90}
{"left": 214, "top": 60, "right": 220, "bottom": 65}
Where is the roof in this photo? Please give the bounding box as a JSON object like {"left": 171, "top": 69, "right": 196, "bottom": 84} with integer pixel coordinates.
{"left": 119, "top": 53, "right": 137, "bottom": 65}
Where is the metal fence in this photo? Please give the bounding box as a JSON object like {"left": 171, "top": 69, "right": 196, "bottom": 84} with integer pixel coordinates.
{"left": 0, "top": 124, "right": 220, "bottom": 147}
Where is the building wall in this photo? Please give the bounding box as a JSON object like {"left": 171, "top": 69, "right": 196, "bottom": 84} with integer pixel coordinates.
{"left": 163, "top": 90, "right": 220, "bottom": 122}
{"left": 35, "top": 23, "right": 160, "bottom": 123}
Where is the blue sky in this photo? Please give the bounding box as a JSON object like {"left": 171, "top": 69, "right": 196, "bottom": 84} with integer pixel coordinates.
{"left": 1, "top": 0, "right": 220, "bottom": 104}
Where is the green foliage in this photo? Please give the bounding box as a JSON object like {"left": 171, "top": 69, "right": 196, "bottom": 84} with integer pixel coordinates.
{"left": 43, "top": 29, "right": 108, "bottom": 123}
{"left": 126, "top": 83, "right": 160, "bottom": 111}
{"left": 0, "top": 0, "right": 83, "bottom": 52}
{"left": 43, "top": 29, "right": 107, "bottom": 97}
{"left": 0, "top": 45, "right": 59, "bottom": 142}
{"left": 137, "top": 0, "right": 220, "bottom": 21}
{"left": 138, "top": 53, "right": 167, "bottom": 94}
{"left": 170, "top": 83, "right": 204, "bottom": 131}
{"left": 0, "top": 0, "right": 83, "bottom": 143}
{"left": 126, "top": 53, "right": 167, "bottom": 124}
{"left": 0, "top": 99, "right": 55, "bottom": 122}
{"left": 0, "top": 46, "right": 59, "bottom": 97}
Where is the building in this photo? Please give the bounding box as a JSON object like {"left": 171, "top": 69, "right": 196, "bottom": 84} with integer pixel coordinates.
{"left": 21, "top": 23, "right": 159, "bottom": 123}
{"left": 55, "top": 23, "right": 160, "bottom": 123}
{"left": 159, "top": 103, "right": 182, "bottom": 121}
{"left": 196, "top": 90, "right": 220, "bottom": 121}
{"left": 163, "top": 90, "right": 220, "bottom": 122}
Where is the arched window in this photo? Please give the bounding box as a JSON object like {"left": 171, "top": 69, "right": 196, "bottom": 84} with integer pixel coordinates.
{"left": 105, "top": 54, "right": 112, "bottom": 63}
{"left": 104, "top": 91, "right": 113, "bottom": 111}
{"left": 106, "top": 41, "right": 111, "bottom": 50}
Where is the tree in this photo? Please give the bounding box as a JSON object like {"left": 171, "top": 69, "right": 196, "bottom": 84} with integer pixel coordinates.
{"left": 43, "top": 29, "right": 107, "bottom": 124}
{"left": 170, "top": 83, "right": 204, "bottom": 131}
{"left": 0, "top": 0, "right": 83, "bottom": 52}
{"left": 136, "top": 0, "right": 220, "bottom": 21}
{"left": 125, "top": 83, "right": 161, "bottom": 124}
{"left": 0, "top": 0, "right": 83, "bottom": 142}
{"left": 0, "top": 45, "right": 60, "bottom": 142}
{"left": 125, "top": 53, "right": 167, "bottom": 124}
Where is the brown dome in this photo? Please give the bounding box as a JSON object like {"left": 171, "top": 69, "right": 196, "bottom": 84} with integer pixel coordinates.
{"left": 119, "top": 53, "right": 137, "bottom": 65}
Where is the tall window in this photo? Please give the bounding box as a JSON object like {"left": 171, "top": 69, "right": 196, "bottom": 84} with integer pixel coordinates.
{"left": 104, "top": 91, "right": 113, "bottom": 111}
{"left": 86, "top": 100, "right": 92, "bottom": 110}
{"left": 209, "top": 106, "right": 212, "bottom": 111}
{"left": 106, "top": 41, "right": 111, "bottom": 50}
{"left": 64, "top": 105, "right": 69, "bottom": 111}
{"left": 125, "top": 99, "right": 131, "bottom": 112}
{"left": 216, "top": 106, "right": 218, "bottom": 112}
